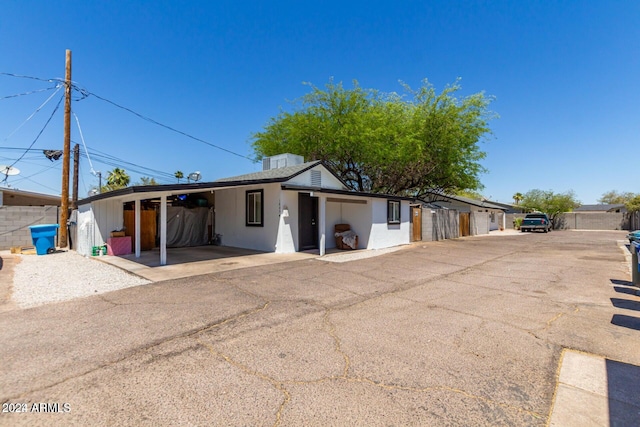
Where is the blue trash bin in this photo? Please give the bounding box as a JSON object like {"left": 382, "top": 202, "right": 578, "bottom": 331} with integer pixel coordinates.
{"left": 29, "top": 224, "right": 60, "bottom": 255}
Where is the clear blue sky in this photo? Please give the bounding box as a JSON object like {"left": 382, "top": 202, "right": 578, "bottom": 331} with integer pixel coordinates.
{"left": 1, "top": 1, "right": 638, "bottom": 204}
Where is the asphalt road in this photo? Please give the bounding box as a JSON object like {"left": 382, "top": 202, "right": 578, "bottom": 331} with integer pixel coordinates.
{"left": 1, "top": 230, "right": 638, "bottom": 426}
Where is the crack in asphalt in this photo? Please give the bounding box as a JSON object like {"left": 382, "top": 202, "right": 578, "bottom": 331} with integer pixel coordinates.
{"left": 196, "top": 339, "right": 291, "bottom": 427}
{"left": 3, "top": 244, "right": 556, "bottom": 422}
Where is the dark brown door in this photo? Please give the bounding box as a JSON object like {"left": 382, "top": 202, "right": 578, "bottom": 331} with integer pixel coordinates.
{"left": 459, "top": 212, "right": 470, "bottom": 237}
{"left": 298, "top": 193, "right": 318, "bottom": 250}
{"left": 411, "top": 206, "right": 422, "bottom": 241}
{"left": 124, "top": 209, "right": 157, "bottom": 251}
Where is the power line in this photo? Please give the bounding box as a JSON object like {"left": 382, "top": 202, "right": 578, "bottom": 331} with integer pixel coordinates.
{"left": 83, "top": 90, "right": 256, "bottom": 161}
{"left": 0, "top": 85, "right": 59, "bottom": 100}
{"left": 83, "top": 145, "right": 175, "bottom": 180}
{"left": 0, "top": 72, "right": 60, "bottom": 83}
{"left": 2, "top": 84, "right": 63, "bottom": 142}
{"left": 3, "top": 93, "right": 65, "bottom": 181}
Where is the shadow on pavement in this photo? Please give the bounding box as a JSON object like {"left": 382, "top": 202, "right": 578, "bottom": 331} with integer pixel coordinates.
{"left": 610, "top": 279, "right": 634, "bottom": 287}
{"left": 614, "top": 286, "right": 640, "bottom": 296}
{"left": 611, "top": 314, "right": 640, "bottom": 331}
{"left": 611, "top": 298, "right": 640, "bottom": 311}
{"left": 606, "top": 359, "right": 640, "bottom": 426}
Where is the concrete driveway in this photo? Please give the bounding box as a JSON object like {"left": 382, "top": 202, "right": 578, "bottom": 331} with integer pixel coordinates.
{"left": 1, "top": 230, "right": 639, "bottom": 426}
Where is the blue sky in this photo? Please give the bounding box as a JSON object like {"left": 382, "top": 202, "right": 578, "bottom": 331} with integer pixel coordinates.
{"left": 1, "top": 1, "right": 638, "bottom": 204}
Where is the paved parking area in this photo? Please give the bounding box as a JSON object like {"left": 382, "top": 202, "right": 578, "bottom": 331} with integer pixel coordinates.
{"left": 1, "top": 230, "right": 638, "bottom": 426}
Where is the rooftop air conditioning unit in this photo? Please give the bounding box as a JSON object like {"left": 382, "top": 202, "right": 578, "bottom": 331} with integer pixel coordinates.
{"left": 262, "top": 153, "right": 304, "bottom": 170}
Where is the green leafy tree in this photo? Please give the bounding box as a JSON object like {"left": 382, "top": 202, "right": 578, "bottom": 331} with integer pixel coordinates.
{"left": 598, "top": 190, "right": 638, "bottom": 205}
{"left": 626, "top": 195, "right": 640, "bottom": 213}
{"left": 513, "top": 192, "right": 523, "bottom": 205}
{"left": 252, "top": 79, "right": 496, "bottom": 197}
{"left": 175, "top": 170, "right": 184, "bottom": 183}
{"left": 103, "top": 167, "right": 130, "bottom": 192}
{"left": 520, "top": 189, "right": 580, "bottom": 228}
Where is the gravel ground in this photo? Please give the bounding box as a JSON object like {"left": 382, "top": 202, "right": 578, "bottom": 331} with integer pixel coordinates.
{"left": 12, "top": 251, "right": 150, "bottom": 308}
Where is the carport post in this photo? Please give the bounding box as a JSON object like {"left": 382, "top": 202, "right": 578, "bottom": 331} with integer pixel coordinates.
{"left": 160, "top": 195, "right": 167, "bottom": 265}
{"left": 134, "top": 199, "right": 141, "bottom": 258}
{"left": 319, "top": 195, "right": 326, "bottom": 256}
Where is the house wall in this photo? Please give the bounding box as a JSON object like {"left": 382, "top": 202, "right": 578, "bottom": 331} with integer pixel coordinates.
{"left": 470, "top": 211, "right": 490, "bottom": 235}
{"left": 277, "top": 190, "right": 299, "bottom": 253}
{"left": 0, "top": 206, "right": 58, "bottom": 250}
{"left": 215, "top": 183, "right": 281, "bottom": 252}
{"left": 286, "top": 165, "right": 346, "bottom": 190}
{"left": 325, "top": 198, "right": 372, "bottom": 250}
{"left": 368, "top": 199, "right": 410, "bottom": 249}
{"left": 76, "top": 199, "right": 124, "bottom": 256}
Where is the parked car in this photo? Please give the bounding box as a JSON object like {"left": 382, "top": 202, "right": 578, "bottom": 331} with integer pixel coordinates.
{"left": 521, "top": 213, "right": 551, "bottom": 233}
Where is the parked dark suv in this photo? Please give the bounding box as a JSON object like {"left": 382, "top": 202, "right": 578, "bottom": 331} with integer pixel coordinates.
{"left": 521, "top": 213, "right": 551, "bottom": 233}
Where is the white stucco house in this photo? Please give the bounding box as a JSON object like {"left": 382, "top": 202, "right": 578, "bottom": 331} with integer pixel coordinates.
{"left": 76, "top": 154, "right": 411, "bottom": 265}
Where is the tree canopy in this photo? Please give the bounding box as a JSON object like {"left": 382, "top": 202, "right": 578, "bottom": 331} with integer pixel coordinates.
{"left": 520, "top": 189, "right": 580, "bottom": 227}
{"left": 136, "top": 176, "right": 158, "bottom": 186}
{"left": 251, "top": 79, "right": 496, "bottom": 197}
{"left": 598, "top": 190, "right": 638, "bottom": 205}
{"left": 103, "top": 167, "right": 130, "bottom": 192}
{"left": 626, "top": 195, "right": 640, "bottom": 213}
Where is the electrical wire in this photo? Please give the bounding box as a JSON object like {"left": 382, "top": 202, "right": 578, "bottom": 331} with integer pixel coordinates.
{"left": 0, "top": 85, "right": 59, "bottom": 100}
{"left": 0, "top": 72, "right": 60, "bottom": 83}
{"left": 2, "top": 84, "right": 63, "bottom": 142}
{"left": 83, "top": 145, "right": 175, "bottom": 180}
{"left": 83, "top": 90, "right": 256, "bottom": 161}
{"left": 3, "top": 93, "right": 65, "bottom": 182}
{"left": 72, "top": 113, "right": 96, "bottom": 173}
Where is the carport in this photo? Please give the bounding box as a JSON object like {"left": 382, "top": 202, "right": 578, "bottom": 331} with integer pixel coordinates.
{"left": 96, "top": 244, "right": 316, "bottom": 281}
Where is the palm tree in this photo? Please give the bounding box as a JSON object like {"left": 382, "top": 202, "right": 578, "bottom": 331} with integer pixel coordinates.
{"left": 513, "top": 192, "right": 523, "bottom": 205}
{"left": 105, "top": 168, "right": 130, "bottom": 191}
{"left": 175, "top": 170, "right": 184, "bottom": 183}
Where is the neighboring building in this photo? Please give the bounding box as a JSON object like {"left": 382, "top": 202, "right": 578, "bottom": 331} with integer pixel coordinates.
{"left": 486, "top": 200, "right": 527, "bottom": 214}
{"left": 0, "top": 188, "right": 61, "bottom": 250}
{"left": 420, "top": 192, "right": 507, "bottom": 232}
{"left": 0, "top": 188, "right": 62, "bottom": 206}
{"left": 76, "top": 155, "right": 412, "bottom": 265}
{"left": 574, "top": 204, "right": 627, "bottom": 213}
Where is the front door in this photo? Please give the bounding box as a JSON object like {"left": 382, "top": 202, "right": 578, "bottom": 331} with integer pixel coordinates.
{"left": 298, "top": 193, "right": 318, "bottom": 250}
{"left": 411, "top": 206, "right": 422, "bottom": 241}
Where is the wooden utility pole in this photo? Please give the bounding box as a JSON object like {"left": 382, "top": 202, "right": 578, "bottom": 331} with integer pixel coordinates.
{"left": 72, "top": 143, "right": 79, "bottom": 208}
{"left": 60, "top": 49, "right": 72, "bottom": 248}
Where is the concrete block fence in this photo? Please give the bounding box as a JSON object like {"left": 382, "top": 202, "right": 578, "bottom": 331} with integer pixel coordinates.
{"left": 506, "top": 212, "right": 634, "bottom": 231}
{"left": 0, "top": 206, "right": 58, "bottom": 250}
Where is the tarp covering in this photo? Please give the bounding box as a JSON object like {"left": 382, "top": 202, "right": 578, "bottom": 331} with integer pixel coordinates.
{"left": 166, "top": 206, "right": 209, "bottom": 247}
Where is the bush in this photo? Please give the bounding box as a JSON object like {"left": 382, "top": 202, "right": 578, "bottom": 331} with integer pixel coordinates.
{"left": 513, "top": 217, "right": 523, "bottom": 229}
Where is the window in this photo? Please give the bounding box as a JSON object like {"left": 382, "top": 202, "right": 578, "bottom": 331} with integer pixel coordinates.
{"left": 246, "top": 189, "right": 263, "bottom": 226}
{"left": 387, "top": 200, "right": 401, "bottom": 224}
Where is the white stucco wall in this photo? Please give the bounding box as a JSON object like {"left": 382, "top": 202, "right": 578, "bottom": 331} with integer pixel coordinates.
{"left": 76, "top": 199, "right": 123, "bottom": 256}
{"left": 325, "top": 199, "right": 372, "bottom": 250}
{"left": 286, "top": 165, "right": 346, "bottom": 190}
{"left": 215, "top": 183, "right": 281, "bottom": 252}
{"left": 276, "top": 190, "right": 299, "bottom": 253}
{"left": 368, "top": 199, "right": 410, "bottom": 249}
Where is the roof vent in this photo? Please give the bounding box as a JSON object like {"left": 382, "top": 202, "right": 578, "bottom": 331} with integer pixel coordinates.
{"left": 311, "top": 170, "right": 321, "bottom": 187}
{"left": 262, "top": 153, "right": 304, "bottom": 170}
